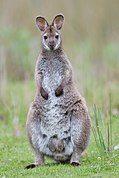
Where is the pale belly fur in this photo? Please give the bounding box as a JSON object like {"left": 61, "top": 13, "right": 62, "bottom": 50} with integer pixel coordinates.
{"left": 36, "top": 71, "right": 74, "bottom": 161}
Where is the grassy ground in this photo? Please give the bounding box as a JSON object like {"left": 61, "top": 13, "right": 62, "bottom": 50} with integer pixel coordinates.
{"left": 0, "top": 80, "right": 119, "bottom": 178}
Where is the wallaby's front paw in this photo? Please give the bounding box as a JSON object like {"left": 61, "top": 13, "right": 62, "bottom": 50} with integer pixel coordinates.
{"left": 55, "top": 85, "right": 63, "bottom": 97}
{"left": 40, "top": 86, "right": 48, "bottom": 100}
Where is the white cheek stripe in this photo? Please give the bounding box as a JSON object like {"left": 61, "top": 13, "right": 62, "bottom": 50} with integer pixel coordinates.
{"left": 43, "top": 33, "right": 47, "bottom": 36}
{"left": 55, "top": 38, "right": 61, "bottom": 50}
{"left": 43, "top": 37, "right": 50, "bottom": 50}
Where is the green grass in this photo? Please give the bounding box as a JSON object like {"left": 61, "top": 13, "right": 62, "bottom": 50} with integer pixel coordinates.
{"left": 0, "top": 81, "right": 119, "bottom": 178}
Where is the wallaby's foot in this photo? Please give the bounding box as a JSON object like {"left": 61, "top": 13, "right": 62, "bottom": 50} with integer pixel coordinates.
{"left": 25, "top": 153, "right": 44, "bottom": 169}
{"left": 25, "top": 163, "right": 39, "bottom": 169}
{"left": 70, "top": 162, "right": 80, "bottom": 166}
{"left": 40, "top": 85, "right": 48, "bottom": 100}
{"left": 55, "top": 85, "right": 63, "bottom": 97}
{"left": 70, "top": 160, "right": 81, "bottom": 166}
{"left": 70, "top": 148, "right": 81, "bottom": 166}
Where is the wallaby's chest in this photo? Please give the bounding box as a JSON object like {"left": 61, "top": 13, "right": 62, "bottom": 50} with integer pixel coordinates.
{"left": 40, "top": 58, "right": 64, "bottom": 93}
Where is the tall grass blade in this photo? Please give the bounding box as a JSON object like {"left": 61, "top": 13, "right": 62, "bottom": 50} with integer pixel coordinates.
{"left": 109, "top": 94, "right": 112, "bottom": 153}
{"left": 92, "top": 104, "right": 113, "bottom": 158}
{"left": 92, "top": 127, "right": 101, "bottom": 154}
{"left": 107, "top": 122, "right": 110, "bottom": 155}
{"left": 94, "top": 105, "right": 106, "bottom": 155}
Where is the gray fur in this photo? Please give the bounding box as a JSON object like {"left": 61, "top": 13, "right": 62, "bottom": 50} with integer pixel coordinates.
{"left": 26, "top": 14, "right": 91, "bottom": 167}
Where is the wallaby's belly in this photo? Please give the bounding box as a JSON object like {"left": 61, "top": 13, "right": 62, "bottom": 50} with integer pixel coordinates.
{"left": 37, "top": 87, "right": 73, "bottom": 160}
{"left": 39, "top": 101, "right": 73, "bottom": 160}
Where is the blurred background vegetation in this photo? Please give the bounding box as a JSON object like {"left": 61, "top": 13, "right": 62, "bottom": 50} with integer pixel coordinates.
{"left": 0, "top": 0, "right": 119, "bottom": 120}
{"left": 0, "top": 1, "right": 119, "bottom": 176}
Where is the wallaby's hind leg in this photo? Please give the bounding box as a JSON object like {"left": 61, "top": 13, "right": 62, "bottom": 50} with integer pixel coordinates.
{"left": 26, "top": 106, "right": 45, "bottom": 169}
{"left": 70, "top": 100, "right": 91, "bottom": 166}
{"left": 25, "top": 152, "right": 44, "bottom": 169}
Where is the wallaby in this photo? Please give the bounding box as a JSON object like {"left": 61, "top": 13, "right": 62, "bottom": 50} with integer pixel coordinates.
{"left": 26, "top": 14, "right": 91, "bottom": 169}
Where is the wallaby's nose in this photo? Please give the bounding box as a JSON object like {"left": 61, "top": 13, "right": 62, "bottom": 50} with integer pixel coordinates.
{"left": 49, "top": 42, "right": 55, "bottom": 50}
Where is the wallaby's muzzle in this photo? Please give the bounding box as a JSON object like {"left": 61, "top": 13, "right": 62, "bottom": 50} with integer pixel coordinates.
{"left": 49, "top": 42, "right": 55, "bottom": 50}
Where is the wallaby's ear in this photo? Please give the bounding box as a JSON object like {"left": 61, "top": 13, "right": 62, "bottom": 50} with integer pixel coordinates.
{"left": 52, "top": 14, "right": 64, "bottom": 30}
{"left": 36, "top": 16, "right": 48, "bottom": 31}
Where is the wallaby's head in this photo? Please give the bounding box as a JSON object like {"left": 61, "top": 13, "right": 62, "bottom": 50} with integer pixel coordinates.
{"left": 36, "top": 14, "right": 64, "bottom": 51}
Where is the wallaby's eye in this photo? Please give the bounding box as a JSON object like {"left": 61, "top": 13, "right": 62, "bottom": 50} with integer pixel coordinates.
{"left": 55, "top": 35, "right": 59, "bottom": 39}
{"left": 44, "top": 35, "right": 48, "bottom": 40}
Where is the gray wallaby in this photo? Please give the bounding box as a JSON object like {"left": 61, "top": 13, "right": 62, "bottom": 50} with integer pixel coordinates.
{"left": 26, "top": 14, "right": 91, "bottom": 169}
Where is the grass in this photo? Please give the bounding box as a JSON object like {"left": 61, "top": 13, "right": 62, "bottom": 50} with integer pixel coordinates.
{"left": 0, "top": 81, "right": 119, "bottom": 178}
{"left": 92, "top": 104, "right": 112, "bottom": 158}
